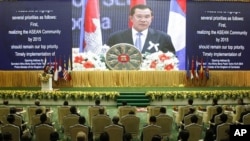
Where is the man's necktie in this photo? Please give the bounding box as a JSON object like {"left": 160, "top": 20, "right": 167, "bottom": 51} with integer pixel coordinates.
{"left": 135, "top": 32, "right": 142, "bottom": 51}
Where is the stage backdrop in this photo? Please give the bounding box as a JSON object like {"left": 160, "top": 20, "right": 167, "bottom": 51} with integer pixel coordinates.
{"left": 0, "top": 0, "right": 249, "bottom": 72}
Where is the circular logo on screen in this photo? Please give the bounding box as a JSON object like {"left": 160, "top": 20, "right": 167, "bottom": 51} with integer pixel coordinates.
{"left": 105, "top": 43, "right": 142, "bottom": 70}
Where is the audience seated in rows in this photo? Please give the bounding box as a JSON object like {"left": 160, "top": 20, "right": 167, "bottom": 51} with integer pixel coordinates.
{"left": 78, "top": 116, "right": 93, "bottom": 141}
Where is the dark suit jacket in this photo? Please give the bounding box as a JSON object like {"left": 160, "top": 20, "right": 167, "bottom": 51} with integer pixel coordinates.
{"left": 107, "top": 28, "right": 175, "bottom": 54}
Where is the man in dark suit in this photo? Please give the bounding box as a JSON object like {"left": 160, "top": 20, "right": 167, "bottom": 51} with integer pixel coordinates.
{"left": 107, "top": 4, "right": 175, "bottom": 54}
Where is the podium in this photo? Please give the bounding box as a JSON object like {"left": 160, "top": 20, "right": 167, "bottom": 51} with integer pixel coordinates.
{"left": 41, "top": 74, "right": 53, "bottom": 91}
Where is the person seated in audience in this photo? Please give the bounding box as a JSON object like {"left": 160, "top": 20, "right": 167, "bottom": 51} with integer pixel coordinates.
{"left": 6, "top": 114, "right": 23, "bottom": 137}
{"left": 178, "top": 115, "right": 198, "bottom": 139}
{"left": 121, "top": 101, "right": 128, "bottom": 106}
{"left": 118, "top": 100, "right": 128, "bottom": 109}
{"left": 174, "top": 98, "right": 194, "bottom": 112}
{"left": 212, "top": 98, "right": 219, "bottom": 106}
{"left": 187, "top": 98, "right": 193, "bottom": 106}
{"left": 237, "top": 98, "right": 245, "bottom": 105}
{"left": 209, "top": 106, "right": 223, "bottom": 131}
{"left": 123, "top": 133, "right": 132, "bottom": 141}
{"left": 10, "top": 107, "right": 24, "bottom": 120}
{"left": 99, "top": 131, "right": 109, "bottom": 141}
{"left": 34, "top": 99, "right": 41, "bottom": 106}
{"left": 178, "top": 129, "right": 189, "bottom": 141}
{"left": 111, "top": 116, "right": 125, "bottom": 133}
{"left": 63, "top": 100, "right": 69, "bottom": 106}
{"left": 94, "top": 99, "right": 102, "bottom": 107}
{"left": 180, "top": 114, "right": 198, "bottom": 131}
{"left": 141, "top": 116, "right": 158, "bottom": 141}
{"left": 70, "top": 106, "right": 81, "bottom": 116}
{"left": 35, "top": 108, "right": 43, "bottom": 115}
{"left": 97, "top": 107, "right": 108, "bottom": 116}
{"left": 238, "top": 105, "right": 250, "bottom": 123}
{"left": 210, "top": 106, "right": 223, "bottom": 123}
{"left": 76, "top": 131, "right": 87, "bottom": 141}
{"left": 230, "top": 98, "right": 245, "bottom": 114}
{"left": 35, "top": 113, "right": 53, "bottom": 127}
{"left": 2, "top": 132, "right": 12, "bottom": 141}
{"left": 78, "top": 116, "right": 93, "bottom": 141}
{"left": 21, "top": 132, "right": 32, "bottom": 141}
{"left": 203, "top": 128, "right": 214, "bottom": 141}
{"left": 2, "top": 100, "right": 9, "bottom": 106}
{"left": 158, "top": 107, "right": 167, "bottom": 115}
{"left": 50, "top": 131, "right": 59, "bottom": 141}
{"left": 213, "top": 113, "right": 228, "bottom": 138}
{"left": 9, "top": 107, "right": 26, "bottom": 129}
{"left": 182, "top": 107, "right": 196, "bottom": 123}
{"left": 151, "top": 134, "right": 162, "bottom": 141}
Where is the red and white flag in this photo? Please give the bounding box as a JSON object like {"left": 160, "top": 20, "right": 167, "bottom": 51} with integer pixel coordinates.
{"left": 129, "top": 0, "right": 147, "bottom": 27}
{"left": 79, "top": 0, "right": 102, "bottom": 54}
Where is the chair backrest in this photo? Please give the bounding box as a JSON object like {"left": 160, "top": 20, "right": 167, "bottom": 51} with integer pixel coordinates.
{"left": 216, "top": 123, "right": 230, "bottom": 141}
{"left": 31, "top": 114, "right": 52, "bottom": 131}
{"left": 142, "top": 125, "right": 161, "bottom": 141}
{"left": 120, "top": 115, "right": 140, "bottom": 139}
{"left": 175, "top": 106, "right": 191, "bottom": 125}
{"left": 35, "top": 124, "right": 54, "bottom": 141}
{"left": 2, "top": 114, "right": 23, "bottom": 127}
{"left": 183, "top": 114, "right": 203, "bottom": 126}
{"left": 88, "top": 106, "right": 104, "bottom": 126}
{"left": 62, "top": 114, "right": 80, "bottom": 136}
{"left": 104, "top": 124, "right": 124, "bottom": 141}
{"left": 57, "top": 106, "right": 71, "bottom": 125}
{"left": 91, "top": 115, "right": 111, "bottom": 139}
{"left": 234, "top": 105, "right": 245, "bottom": 122}
{"left": 147, "top": 106, "right": 162, "bottom": 117}
{"left": 156, "top": 114, "right": 173, "bottom": 137}
{"left": 69, "top": 124, "right": 89, "bottom": 141}
{"left": 13, "top": 114, "right": 23, "bottom": 127}
{"left": 243, "top": 113, "right": 250, "bottom": 125}
{"left": 0, "top": 107, "right": 10, "bottom": 124}
{"left": 206, "top": 105, "right": 222, "bottom": 123}
{"left": 1, "top": 124, "right": 21, "bottom": 141}
{"left": 27, "top": 106, "right": 46, "bottom": 125}
{"left": 214, "top": 113, "right": 233, "bottom": 125}
{"left": 118, "top": 106, "right": 136, "bottom": 119}
{"left": 184, "top": 123, "right": 203, "bottom": 141}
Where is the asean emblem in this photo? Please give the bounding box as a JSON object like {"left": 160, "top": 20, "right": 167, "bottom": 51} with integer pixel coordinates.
{"left": 105, "top": 43, "right": 142, "bottom": 70}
